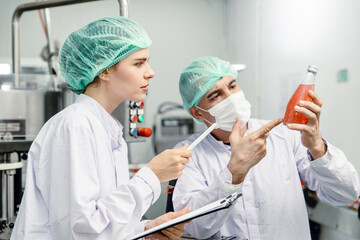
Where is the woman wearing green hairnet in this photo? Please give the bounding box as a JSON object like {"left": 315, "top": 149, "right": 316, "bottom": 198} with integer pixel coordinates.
{"left": 11, "top": 16, "right": 192, "bottom": 240}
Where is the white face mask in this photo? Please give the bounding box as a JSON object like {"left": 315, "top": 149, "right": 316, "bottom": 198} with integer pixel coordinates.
{"left": 197, "top": 90, "right": 251, "bottom": 132}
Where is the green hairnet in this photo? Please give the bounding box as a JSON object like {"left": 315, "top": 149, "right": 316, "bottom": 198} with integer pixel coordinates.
{"left": 179, "top": 56, "right": 238, "bottom": 118}
{"left": 59, "top": 16, "right": 152, "bottom": 94}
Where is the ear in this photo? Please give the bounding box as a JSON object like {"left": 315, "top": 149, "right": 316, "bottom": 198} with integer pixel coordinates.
{"left": 189, "top": 107, "right": 205, "bottom": 121}
{"left": 98, "top": 69, "right": 110, "bottom": 82}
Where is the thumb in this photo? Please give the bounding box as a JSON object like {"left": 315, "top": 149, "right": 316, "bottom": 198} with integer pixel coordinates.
{"left": 173, "top": 144, "right": 189, "bottom": 152}
{"left": 181, "top": 144, "right": 192, "bottom": 158}
{"left": 180, "top": 144, "right": 189, "bottom": 149}
{"left": 230, "top": 117, "right": 242, "bottom": 136}
{"left": 178, "top": 144, "right": 192, "bottom": 158}
{"left": 173, "top": 206, "right": 189, "bottom": 218}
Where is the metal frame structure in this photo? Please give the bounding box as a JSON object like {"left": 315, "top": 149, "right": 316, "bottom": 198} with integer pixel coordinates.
{"left": 11, "top": 0, "right": 129, "bottom": 87}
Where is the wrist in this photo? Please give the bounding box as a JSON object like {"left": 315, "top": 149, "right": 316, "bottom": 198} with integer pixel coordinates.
{"left": 232, "top": 176, "right": 245, "bottom": 185}
{"left": 227, "top": 165, "right": 247, "bottom": 184}
{"left": 145, "top": 163, "right": 160, "bottom": 181}
{"left": 309, "top": 139, "right": 327, "bottom": 160}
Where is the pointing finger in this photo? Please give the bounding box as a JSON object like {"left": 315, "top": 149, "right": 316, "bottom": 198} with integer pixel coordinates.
{"left": 252, "top": 118, "right": 282, "bottom": 138}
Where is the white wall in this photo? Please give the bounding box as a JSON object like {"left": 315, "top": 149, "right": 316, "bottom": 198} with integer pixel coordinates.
{"left": 226, "top": 0, "right": 259, "bottom": 116}
{"left": 227, "top": 1, "right": 360, "bottom": 239}
{"left": 259, "top": 0, "right": 360, "bottom": 181}
{"left": 227, "top": 0, "right": 360, "bottom": 181}
{"left": 0, "top": 0, "right": 227, "bottom": 164}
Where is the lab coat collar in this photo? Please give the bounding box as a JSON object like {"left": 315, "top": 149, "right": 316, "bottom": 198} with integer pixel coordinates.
{"left": 207, "top": 132, "right": 231, "bottom": 151}
{"left": 76, "top": 94, "right": 124, "bottom": 143}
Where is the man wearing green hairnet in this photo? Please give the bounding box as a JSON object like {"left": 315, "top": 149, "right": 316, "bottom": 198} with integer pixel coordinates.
{"left": 172, "top": 56, "right": 359, "bottom": 239}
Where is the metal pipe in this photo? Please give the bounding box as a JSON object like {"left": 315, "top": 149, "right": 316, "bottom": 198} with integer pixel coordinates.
{"left": 44, "top": 7, "right": 55, "bottom": 74}
{"left": 5, "top": 170, "right": 16, "bottom": 222}
{"left": 44, "top": 8, "right": 54, "bottom": 53}
{"left": 118, "top": 0, "right": 130, "bottom": 18}
{"left": 1, "top": 172, "right": 7, "bottom": 221}
{"left": 11, "top": 0, "right": 106, "bottom": 88}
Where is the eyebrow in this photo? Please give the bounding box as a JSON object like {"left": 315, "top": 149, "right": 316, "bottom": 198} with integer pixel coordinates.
{"left": 206, "top": 89, "right": 220, "bottom": 99}
{"left": 228, "top": 79, "right": 236, "bottom": 85}
{"left": 206, "top": 79, "right": 236, "bottom": 99}
{"left": 133, "top": 58, "right": 148, "bottom": 62}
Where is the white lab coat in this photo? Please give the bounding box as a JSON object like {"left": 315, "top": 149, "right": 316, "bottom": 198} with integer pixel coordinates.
{"left": 173, "top": 118, "right": 360, "bottom": 240}
{"left": 11, "top": 94, "right": 161, "bottom": 240}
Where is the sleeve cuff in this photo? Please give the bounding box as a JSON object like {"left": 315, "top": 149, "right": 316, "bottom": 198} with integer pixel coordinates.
{"left": 135, "top": 220, "right": 149, "bottom": 235}
{"left": 310, "top": 150, "right": 331, "bottom": 167}
{"left": 135, "top": 220, "right": 156, "bottom": 240}
{"left": 135, "top": 166, "right": 161, "bottom": 204}
{"left": 310, "top": 139, "right": 334, "bottom": 167}
{"left": 219, "top": 167, "right": 243, "bottom": 193}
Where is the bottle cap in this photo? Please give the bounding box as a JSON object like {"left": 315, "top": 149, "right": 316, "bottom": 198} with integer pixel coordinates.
{"left": 307, "top": 65, "right": 319, "bottom": 74}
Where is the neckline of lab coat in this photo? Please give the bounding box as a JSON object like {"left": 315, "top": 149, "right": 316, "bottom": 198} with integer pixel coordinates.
{"left": 76, "top": 94, "right": 124, "bottom": 143}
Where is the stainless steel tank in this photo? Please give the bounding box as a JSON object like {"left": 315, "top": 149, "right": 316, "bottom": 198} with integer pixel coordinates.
{"left": 0, "top": 74, "right": 62, "bottom": 141}
{"left": 0, "top": 74, "right": 64, "bottom": 231}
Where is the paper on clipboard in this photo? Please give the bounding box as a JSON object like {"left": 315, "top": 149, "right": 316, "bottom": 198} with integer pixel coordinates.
{"left": 130, "top": 192, "right": 242, "bottom": 240}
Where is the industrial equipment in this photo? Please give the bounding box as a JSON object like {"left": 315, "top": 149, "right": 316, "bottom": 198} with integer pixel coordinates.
{"left": 153, "top": 102, "right": 206, "bottom": 154}
{"left": 0, "top": 73, "right": 61, "bottom": 239}
{"left": 113, "top": 100, "right": 153, "bottom": 143}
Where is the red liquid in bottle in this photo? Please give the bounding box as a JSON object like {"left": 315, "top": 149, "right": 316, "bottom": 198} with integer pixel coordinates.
{"left": 283, "top": 84, "right": 314, "bottom": 125}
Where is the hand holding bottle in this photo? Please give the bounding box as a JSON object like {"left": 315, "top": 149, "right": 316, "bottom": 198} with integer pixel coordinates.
{"left": 286, "top": 90, "right": 327, "bottom": 159}
{"left": 283, "top": 66, "right": 318, "bottom": 125}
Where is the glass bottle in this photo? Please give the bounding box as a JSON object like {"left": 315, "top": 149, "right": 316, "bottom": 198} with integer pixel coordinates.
{"left": 283, "top": 65, "right": 319, "bottom": 125}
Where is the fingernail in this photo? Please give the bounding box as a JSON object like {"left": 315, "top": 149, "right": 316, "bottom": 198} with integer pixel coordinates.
{"left": 287, "top": 124, "right": 293, "bottom": 128}
{"left": 299, "top": 100, "right": 304, "bottom": 105}
{"left": 294, "top": 105, "right": 300, "bottom": 110}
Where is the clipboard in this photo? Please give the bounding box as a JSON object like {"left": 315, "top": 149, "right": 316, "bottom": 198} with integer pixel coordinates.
{"left": 130, "top": 192, "right": 242, "bottom": 240}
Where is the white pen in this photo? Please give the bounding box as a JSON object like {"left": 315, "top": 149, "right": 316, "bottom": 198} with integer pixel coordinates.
{"left": 188, "top": 123, "right": 217, "bottom": 151}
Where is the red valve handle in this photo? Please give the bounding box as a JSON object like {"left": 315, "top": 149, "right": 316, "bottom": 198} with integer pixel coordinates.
{"left": 138, "top": 127, "right": 152, "bottom": 137}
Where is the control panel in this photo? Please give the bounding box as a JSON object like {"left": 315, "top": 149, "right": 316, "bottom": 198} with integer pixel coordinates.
{"left": 112, "top": 100, "right": 152, "bottom": 142}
